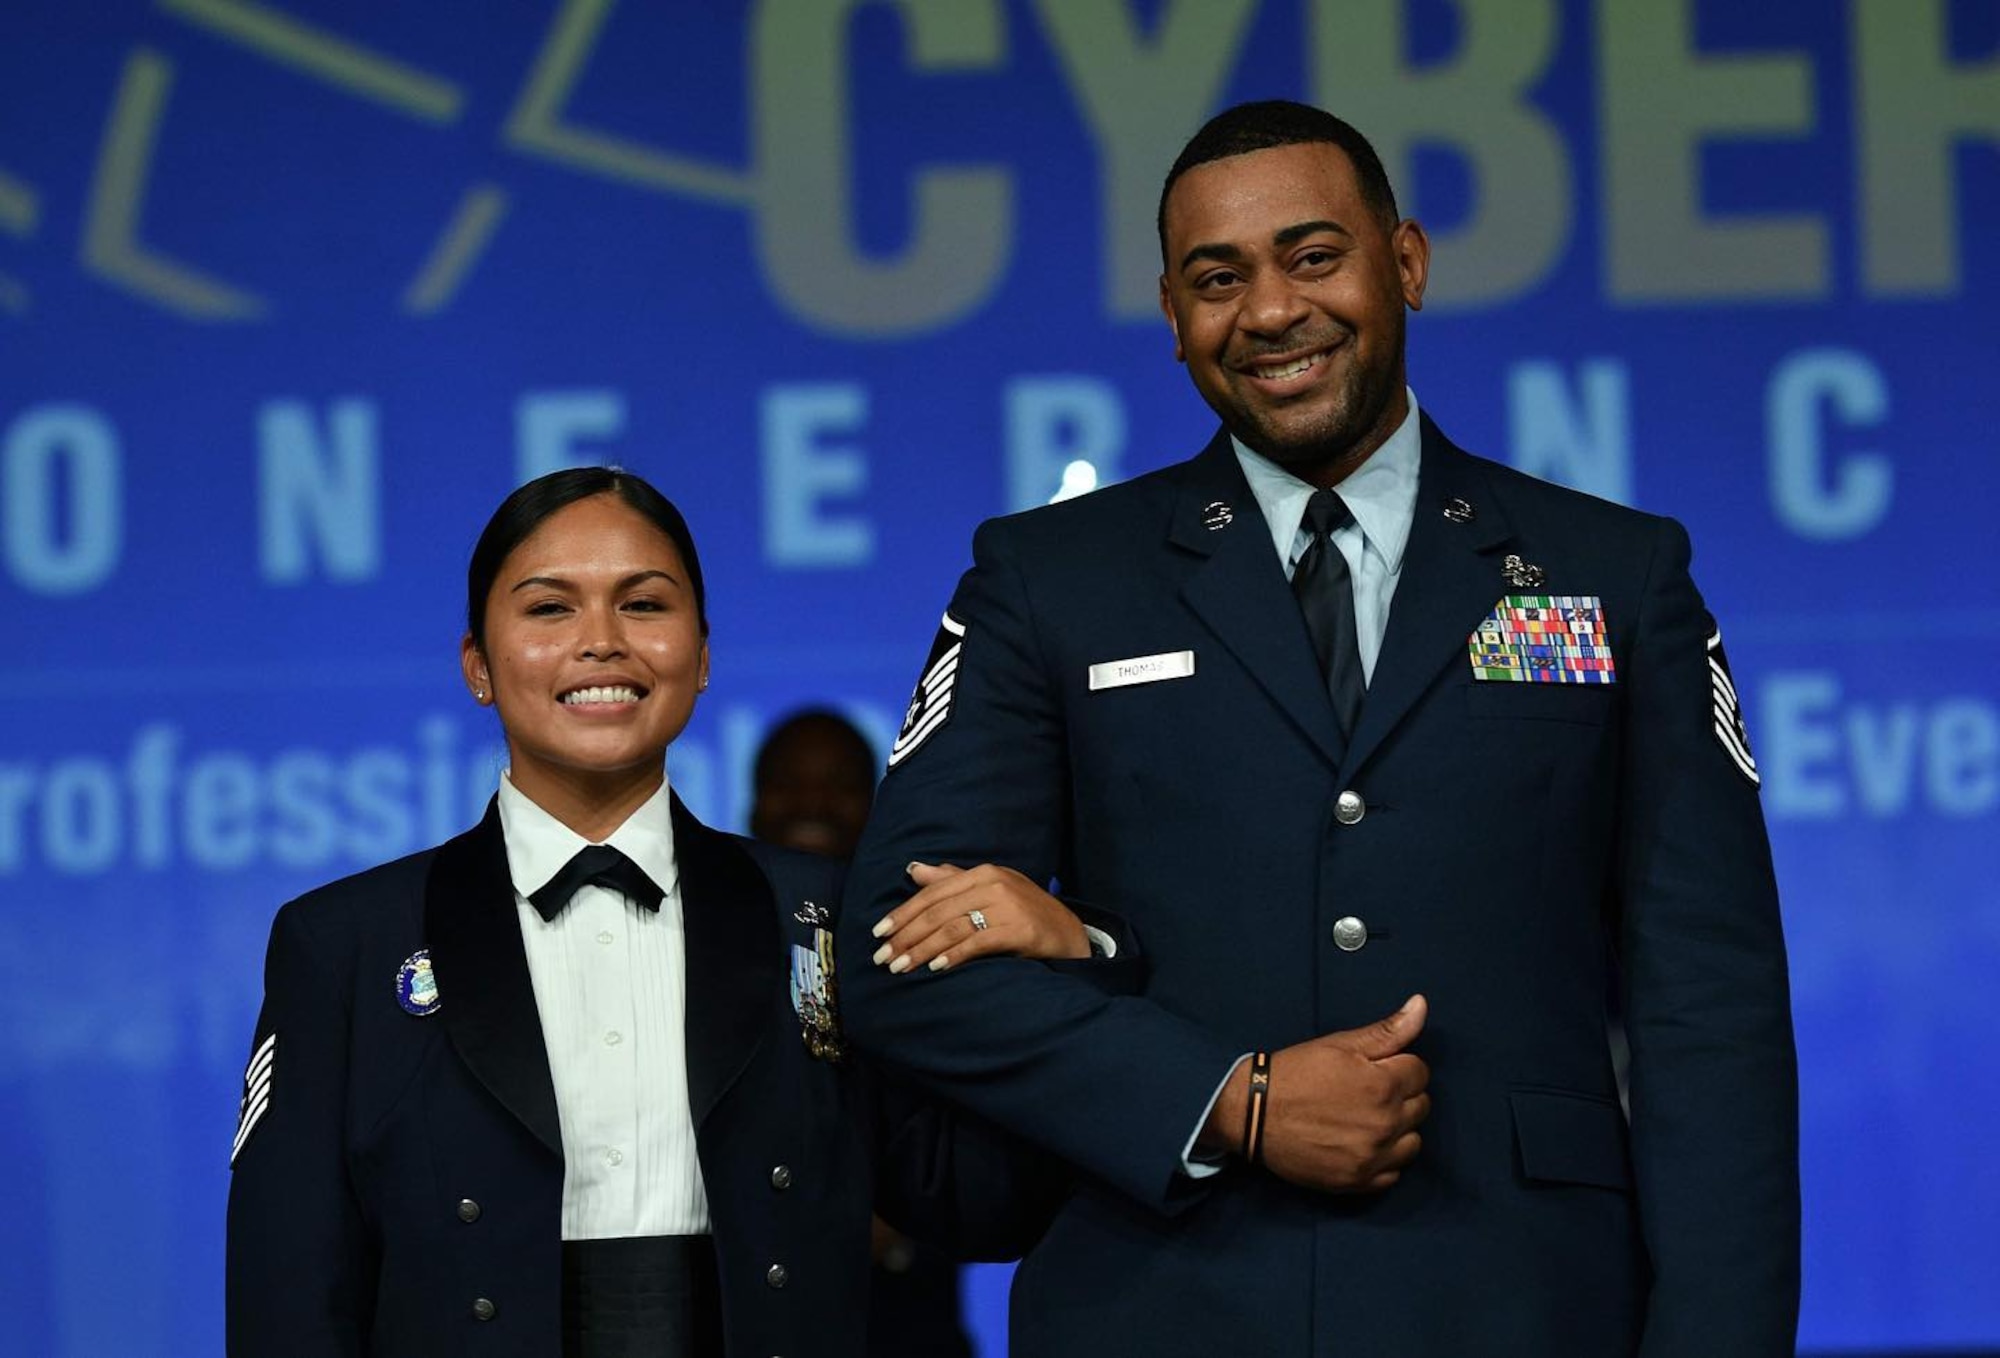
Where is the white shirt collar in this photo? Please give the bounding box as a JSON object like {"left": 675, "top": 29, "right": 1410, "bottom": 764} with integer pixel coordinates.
{"left": 495, "top": 770, "right": 680, "bottom": 904}
{"left": 1231, "top": 387, "right": 1423, "bottom": 572}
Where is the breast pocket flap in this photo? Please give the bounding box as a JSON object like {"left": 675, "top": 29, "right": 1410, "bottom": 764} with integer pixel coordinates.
{"left": 1466, "top": 681, "right": 1614, "bottom": 725}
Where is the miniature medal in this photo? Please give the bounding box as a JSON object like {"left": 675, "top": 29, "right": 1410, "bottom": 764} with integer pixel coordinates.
{"left": 789, "top": 928, "right": 846, "bottom": 1063}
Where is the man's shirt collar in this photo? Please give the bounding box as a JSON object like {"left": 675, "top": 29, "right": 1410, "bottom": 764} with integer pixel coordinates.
{"left": 1230, "top": 387, "right": 1422, "bottom": 572}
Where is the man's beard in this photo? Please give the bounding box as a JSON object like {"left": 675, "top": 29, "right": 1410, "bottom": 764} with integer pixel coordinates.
{"left": 1225, "top": 350, "right": 1395, "bottom": 474}
{"left": 1218, "top": 311, "right": 1405, "bottom": 474}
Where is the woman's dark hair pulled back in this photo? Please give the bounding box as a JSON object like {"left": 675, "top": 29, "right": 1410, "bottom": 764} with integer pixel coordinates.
{"left": 465, "top": 466, "right": 707, "bottom": 651}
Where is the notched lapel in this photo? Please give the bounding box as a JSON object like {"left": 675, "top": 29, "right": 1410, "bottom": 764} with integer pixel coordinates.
{"left": 672, "top": 797, "right": 783, "bottom": 1129}
{"left": 1343, "top": 419, "right": 1517, "bottom": 777}
{"left": 425, "top": 801, "right": 562, "bottom": 1157}
{"left": 1168, "top": 431, "right": 1347, "bottom": 770}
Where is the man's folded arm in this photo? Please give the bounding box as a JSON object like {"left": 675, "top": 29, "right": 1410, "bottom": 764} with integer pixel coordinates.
{"left": 840, "top": 517, "right": 1242, "bottom": 1211}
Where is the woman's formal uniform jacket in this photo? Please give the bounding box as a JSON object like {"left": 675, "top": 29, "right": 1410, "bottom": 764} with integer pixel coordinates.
{"left": 226, "top": 795, "right": 1080, "bottom": 1358}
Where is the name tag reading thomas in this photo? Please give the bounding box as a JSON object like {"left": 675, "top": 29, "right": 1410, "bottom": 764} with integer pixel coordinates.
{"left": 1088, "top": 650, "right": 1196, "bottom": 691}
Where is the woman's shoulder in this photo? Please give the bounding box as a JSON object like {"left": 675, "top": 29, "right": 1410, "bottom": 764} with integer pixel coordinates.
{"left": 290, "top": 841, "right": 446, "bottom": 911}
{"left": 701, "top": 830, "right": 848, "bottom": 919}
{"left": 265, "top": 840, "right": 452, "bottom": 962}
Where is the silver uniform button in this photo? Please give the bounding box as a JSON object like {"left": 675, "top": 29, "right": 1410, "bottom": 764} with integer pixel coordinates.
{"left": 766, "top": 1263, "right": 789, "bottom": 1289}
{"left": 471, "top": 1298, "right": 497, "bottom": 1321}
{"left": 1332, "top": 917, "right": 1369, "bottom": 951}
{"left": 456, "top": 1198, "right": 481, "bottom": 1223}
{"left": 1334, "top": 790, "right": 1366, "bottom": 825}
{"left": 769, "top": 1164, "right": 793, "bottom": 1190}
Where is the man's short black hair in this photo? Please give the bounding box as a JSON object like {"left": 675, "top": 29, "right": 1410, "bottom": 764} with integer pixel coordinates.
{"left": 1157, "top": 100, "right": 1400, "bottom": 264}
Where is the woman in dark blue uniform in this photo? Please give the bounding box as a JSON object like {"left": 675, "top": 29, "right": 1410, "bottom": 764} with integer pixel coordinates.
{"left": 225, "top": 467, "right": 1107, "bottom": 1358}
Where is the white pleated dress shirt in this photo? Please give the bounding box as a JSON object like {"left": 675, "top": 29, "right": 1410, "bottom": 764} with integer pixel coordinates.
{"left": 496, "top": 771, "right": 710, "bottom": 1240}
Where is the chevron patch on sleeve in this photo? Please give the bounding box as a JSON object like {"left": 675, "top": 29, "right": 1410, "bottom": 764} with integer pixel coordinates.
{"left": 230, "top": 1030, "right": 276, "bottom": 1167}
{"left": 887, "top": 611, "right": 965, "bottom": 770}
{"left": 1707, "top": 628, "right": 1759, "bottom": 787}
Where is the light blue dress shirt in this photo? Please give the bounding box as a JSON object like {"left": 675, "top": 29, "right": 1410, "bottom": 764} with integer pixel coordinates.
{"left": 1229, "top": 387, "right": 1423, "bottom": 683}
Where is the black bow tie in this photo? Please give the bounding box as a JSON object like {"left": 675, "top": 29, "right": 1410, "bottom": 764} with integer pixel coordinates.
{"left": 527, "top": 844, "right": 665, "bottom": 921}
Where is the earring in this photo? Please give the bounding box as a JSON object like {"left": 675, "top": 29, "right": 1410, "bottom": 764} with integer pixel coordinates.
{"left": 474, "top": 688, "right": 487, "bottom": 701}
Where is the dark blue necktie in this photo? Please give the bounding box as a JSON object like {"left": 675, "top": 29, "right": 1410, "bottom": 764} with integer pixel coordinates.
{"left": 528, "top": 844, "right": 664, "bottom": 921}
{"left": 1293, "top": 489, "right": 1366, "bottom": 737}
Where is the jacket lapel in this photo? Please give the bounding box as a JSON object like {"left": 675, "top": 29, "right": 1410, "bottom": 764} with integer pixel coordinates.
{"left": 672, "top": 797, "right": 783, "bottom": 1129}
{"left": 1340, "top": 417, "right": 1517, "bottom": 778}
{"left": 1169, "top": 430, "right": 1347, "bottom": 770}
{"left": 425, "top": 800, "right": 561, "bottom": 1157}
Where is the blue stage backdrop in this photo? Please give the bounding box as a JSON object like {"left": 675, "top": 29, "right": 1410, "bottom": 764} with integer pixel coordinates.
{"left": 3, "top": 3, "right": 1997, "bottom": 1354}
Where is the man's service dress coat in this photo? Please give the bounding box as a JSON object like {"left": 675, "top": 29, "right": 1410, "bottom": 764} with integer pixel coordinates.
{"left": 841, "top": 420, "right": 1800, "bottom": 1358}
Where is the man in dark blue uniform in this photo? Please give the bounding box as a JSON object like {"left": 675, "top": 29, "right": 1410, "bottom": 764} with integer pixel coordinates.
{"left": 841, "top": 101, "right": 1798, "bottom": 1357}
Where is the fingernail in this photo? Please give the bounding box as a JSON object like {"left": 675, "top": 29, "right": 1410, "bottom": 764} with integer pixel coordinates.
{"left": 871, "top": 917, "right": 894, "bottom": 939}
{"left": 928, "top": 955, "right": 950, "bottom": 972}
{"left": 904, "top": 861, "right": 921, "bottom": 878}
{"left": 888, "top": 955, "right": 911, "bottom": 975}
{"left": 871, "top": 943, "right": 892, "bottom": 966}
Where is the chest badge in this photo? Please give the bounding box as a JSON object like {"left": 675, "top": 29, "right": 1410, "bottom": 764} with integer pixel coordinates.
{"left": 395, "top": 948, "right": 442, "bottom": 1017}
{"left": 1500, "top": 554, "right": 1546, "bottom": 589}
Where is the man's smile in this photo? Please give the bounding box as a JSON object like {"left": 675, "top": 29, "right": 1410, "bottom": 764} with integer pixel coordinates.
{"left": 1232, "top": 338, "right": 1346, "bottom": 396}
{"left": 1243, "top": 347, "right": 1332, "bottom": 381}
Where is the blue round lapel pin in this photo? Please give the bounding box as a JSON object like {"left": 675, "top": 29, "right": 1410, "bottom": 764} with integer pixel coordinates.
{"left": 396, "top": 948, "right": 441, "bottom": 1017}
